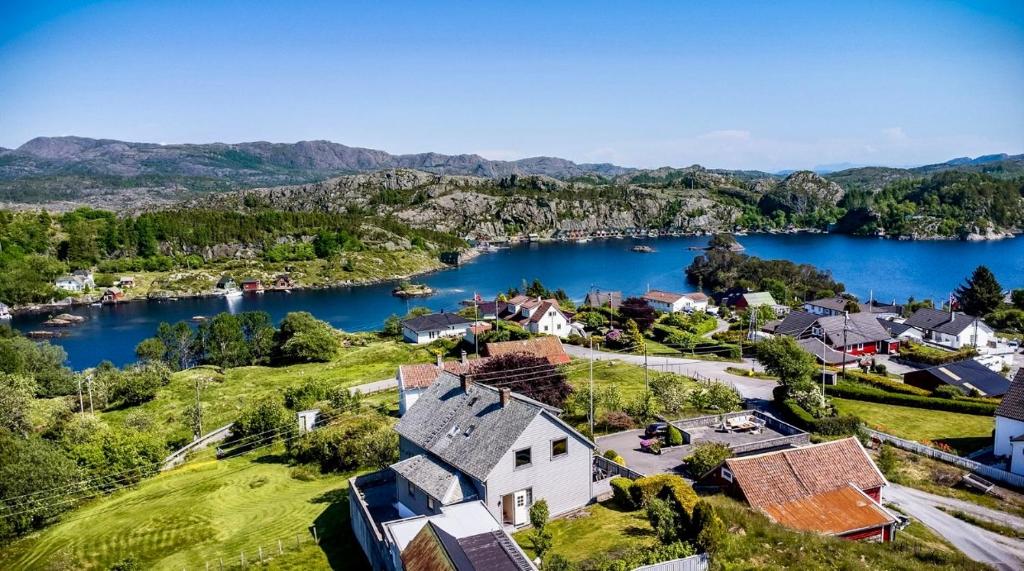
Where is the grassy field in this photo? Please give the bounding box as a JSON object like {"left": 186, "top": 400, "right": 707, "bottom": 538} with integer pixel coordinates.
{"left": 0, "top": 450, "right": 361, "bottom": 570}
{"left": 832, "top": 397, "right": 993, "bottom": 454}
{"left": 102, "top": 341, "right": 432, "bottom": 445}
{"left": 513, "top": 500, "right": 657, "bottom": 563}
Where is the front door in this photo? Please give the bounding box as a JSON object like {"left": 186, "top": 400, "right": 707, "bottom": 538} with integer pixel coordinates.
{"left": 513, "top": 489, "right": 529, "bottom": 525}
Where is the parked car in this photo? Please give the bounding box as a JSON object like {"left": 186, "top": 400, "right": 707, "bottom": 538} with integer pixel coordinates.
{"left": 644, "top": 422, "right": 668, "bottom": 439}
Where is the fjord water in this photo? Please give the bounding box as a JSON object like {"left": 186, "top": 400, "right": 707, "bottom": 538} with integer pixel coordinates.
{"left": 13, "top": 234, "right": 1024, "bottom": 369}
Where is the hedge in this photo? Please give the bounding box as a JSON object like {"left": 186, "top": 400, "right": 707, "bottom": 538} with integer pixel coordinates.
{"left": 629, "top": 474, "right": 699, "bottom": 514}
{"left": 610, "top": 476, "right": 636, "bottom": 509}
{"left": 826, "top": 382, "right": 997, "bottom": 416}
{"left": 840, "top": 370, "right": 931, "bottom": 396}
{"left": 778, "top": 399, "right": 862, "bottom": 436}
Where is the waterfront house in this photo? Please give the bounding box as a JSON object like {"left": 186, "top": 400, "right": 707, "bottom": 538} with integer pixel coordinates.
{"left": 401, "top": 312, "right": 472, "bottom": 344}
{"left": 642, "top": 290, "right": 687, "bottom": 313}
{"left": 215, "top": 276, "right": 237, "bottom": 291}
{"left": 735, "top": 291, "right": 790, "bottom": 317}
{"left": 484, "top": 336, "right": 571, "bottom": 365}
{"left": 803, "top": 296, "right": 859, "bottom": 317}
{"left": 0, "top": 302, "right": 10, "bottom": 320}
{"left": 902, "top": 308, "right": 994, "bottom": 350}
{"left": 274, "top": 274, "right": 294, "bottom": 288}
{"left": 701, "top": 438, "right": 895, "bottom": 542}
{"left": 584, "top": 290, "right": 623, "bottom": 311}
{"left": 993, "top": 369, "right": 1024, "bottom": 475}
{"left": 241, "top": 278, "right": 263, "bottom": 293}
{"left": 498, "top": 296, "right": 573, "bottom": 338}
{"left": 55, "top": 275, "right": 87, "bottom": 292}
{"left": 904, "top": 359, "right": 1011, "bottom": 397}
{"left": 681, "top": 292, "right": 710, "bottom": 312}
{"left": 118, "top": 276, "right": 136, "bottom": 289}
{"left": 72, "top": 269, "right": 95, "bottom": 288}
{"left": 101, "top": 287, "right": 124, "bottom": 304}
{"left": 350, "top": 373, "right": 592, "bottom": 569}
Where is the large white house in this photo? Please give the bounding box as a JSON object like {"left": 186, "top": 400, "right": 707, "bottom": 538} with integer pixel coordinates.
{"left": 995, "top": 370, "right": 1024, "bottom": 475}
{"left": 499, "top": 296, "right": 573, "bottom": 338}
{"left": 903, "top": 308, "right": 994, "bottom": 350}
{"left": 55, "top": 275, "right": 87, "bottom": 292}
{"left": 401, "top": 312, "right": 472, "bottom": 344}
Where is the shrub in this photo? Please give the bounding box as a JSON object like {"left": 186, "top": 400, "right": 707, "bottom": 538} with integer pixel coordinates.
{"left": 283, "top": 379, "right": 333, "bottom": 410}
{"left": 631, "top": 474, "right": 698, "bottom": 514}
{"left": 683, "top": 442, "right": 732, "bottom": 477}
{"left": 612, "top": 455, "right": 627, "bottom": 467}
{"left": 646, "top": 497, "right": 680, "bottom": 544}
{"left": 286, "top": 414, "right": 394, "bottom": 472}
{"left": 602, "top": 449, "right": 619, "bottom": 461}
{"left": 687, "top": 379, "right": 742, "bottom": 412}
{"left": 666, "top": 424, "right": 683, "bottom": 446}
{"left": 841, "top": 369, "right": 930, "bottom": 396}
{"left": 600, "top": 411, "right": 634, "bottom": 431}
{"left": 691, "top": 500, "right": 726, "bottom": 554}
{"left": 610, "top": 477, "right": 636, "bottom": 509}
{"left": 932, "top": 384, "right": 965, "bottom": 399}
{"left": 779, "top": 400, "right": 861, "bottom": 436}
{"left": 826, "top": 382, "right": 996, "bottom": 415}
{"left": 233, "top": 395, "right": 293, "bottom": 443}
{"left": 872, "top": 363, "right": 887, "bottom": 375}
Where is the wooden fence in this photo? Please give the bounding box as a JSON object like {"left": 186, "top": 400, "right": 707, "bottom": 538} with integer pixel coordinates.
{"left": 633, "top": 553, "right": 710, "bottom": 571}
{"left": 867, "top": 429, "right": 1024, "bottom": 490}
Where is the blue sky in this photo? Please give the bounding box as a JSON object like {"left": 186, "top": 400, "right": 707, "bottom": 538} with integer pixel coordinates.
{"left": 1, "top": 0, "right": 1022, "bottom": 171}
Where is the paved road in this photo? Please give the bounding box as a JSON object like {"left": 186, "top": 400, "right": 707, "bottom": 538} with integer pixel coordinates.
{"left": 886, "top": 484, "right": 1024, "bottom": 570}
{"left": 349, "top": 378, "right": 397, "bottom": 395}
{"left": 563, "top": 344, "right": 777, "bottom": 404}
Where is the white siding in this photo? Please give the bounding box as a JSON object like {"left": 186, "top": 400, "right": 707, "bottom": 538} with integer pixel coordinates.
{"left": 528, "top": 311, "right": 572, "bottom": 338}
{"left": 402, "top": 324, "right": 470, "bottom": 345}
{"left": 482, "top": 413, "right": 593, "bottom": 526}
{"left": 995, "top": 416, "right": 1024, "bottom": 458}
{"left": 398, "top": 388, "right": 423, "bottom": 416}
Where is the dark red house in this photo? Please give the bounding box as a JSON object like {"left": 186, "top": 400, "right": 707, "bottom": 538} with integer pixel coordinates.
{"left": 700, "top": 438, "right": 896, "bottom": 542}
{"left": 774, "top": 310, "right": 899, "bottom": 357}
{"left": 241, "top": 279, "right": 263, "bottom": 293}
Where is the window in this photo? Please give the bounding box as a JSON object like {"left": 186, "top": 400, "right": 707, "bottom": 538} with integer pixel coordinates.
{"left": 721, "top": 468, "right": 734, "bottom": 483}
{"left": 856, "top": 343, "right": 864, "bottom": 351}
{"left": 551, "top": 437, "right": 568, "bottom": 459}
{"left": 543, "top": 325, "right": 549, "bottom": 332}
{"left": 427, "top": 497, "right": 435, "bottom": 510}
{"left": 557, "top": 323, "right": 562, "bottom": 330}
{"left": 408, "top": 481, "right": 415, "bottom": 497}
{"left": 514, "top": 447, "right": 532, "bottom": 468}
{"left": 526, "top": 488, "right": 533, "bottom": 506}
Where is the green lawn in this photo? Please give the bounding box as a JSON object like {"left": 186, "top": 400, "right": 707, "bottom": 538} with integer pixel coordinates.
{"left": 513, "top": 501, "right": 656, "bottom": 563}
{"left": 102, "top": 341, "right": 432, "bottom": 444}
{"left": 0, "top": 451, "right": 360, "bottom": 571}
{"left": 832, "top": 397, "right": 993, "bottom": 454}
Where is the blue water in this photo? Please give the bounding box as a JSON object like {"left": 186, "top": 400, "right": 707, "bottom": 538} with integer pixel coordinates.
{"left": 12, "top": 234, "right": 1024, "bottom": 369}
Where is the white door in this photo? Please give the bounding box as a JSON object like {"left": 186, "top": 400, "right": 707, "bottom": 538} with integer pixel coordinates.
{"left": 513, "top": 490, "right": 529, "bottom": 525}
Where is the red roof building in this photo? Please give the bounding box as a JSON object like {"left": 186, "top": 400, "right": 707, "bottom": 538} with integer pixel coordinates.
{"left": 483, "top": 336, "right": 571, "bottom": 365}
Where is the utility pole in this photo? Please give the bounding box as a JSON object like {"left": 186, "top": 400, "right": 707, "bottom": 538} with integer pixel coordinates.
{"left": 474, "top": 294, "right": 480, "bottom": 356}
{"left": 86, "top": 374, "right": 94, "bottom": 414}
{"left": 589, "top": 336, "right": 595, "bottom": 438}
{"left": 841, "top": 311, "right": 849, "bottom": 377}
{"left": 77, "top": 375, "right": 85, "bottom": 414}
{"left": 643, "top": 344, "right": 649, "bottom": 393}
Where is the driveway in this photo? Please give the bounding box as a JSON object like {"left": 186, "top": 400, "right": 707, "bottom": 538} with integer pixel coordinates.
{"left": 596, "top": 428, "right": 687, "bottom": 476}
{"left": 885, "top": 484, "right": 1024, "bottom": 571}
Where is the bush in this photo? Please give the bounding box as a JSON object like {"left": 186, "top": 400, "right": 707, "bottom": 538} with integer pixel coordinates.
{"left": 683, "top": 442, "right": 732, "bottom": 477}
{"left": 286, "top": 414, "right": 395, "bottom": 471}
{"left": 932, "top": 384, "right": 965, "bottom": 399}
{"left": 602, "top": 449, "right": 619, "bottom": 461}
{"left": 692, "top": 500, "right": 726, "bottom": 554}
{"left": 610, "top": 477, "right": 636, "bottom": 509}
{"left": 871, "top": 363, "right": 887, "bottom": 375}
{"left": 233, "top": 395, "right": 293, "bottom": 443}
{"left": 841, "top": 369, "right": 930, "bottom": 396}
{"left": 779, "top": 400, "right": 861, "bottom": 436}
{"left": 631, "top": 474, "right": 698, "bottom": 514}
{"left": 600, "top": 411, "right": 634, "bottom": 431}
{"left": 826, "top": 382, "right": 996, "bottom": 415}
{"left": 612, "top": 454, "right": 627, "bottom": 466}
{"left": 687, "top": 379, "right": 742, "bottom": 412}
{"left": 666, "top": 424, "right": 683, "bottom": 446}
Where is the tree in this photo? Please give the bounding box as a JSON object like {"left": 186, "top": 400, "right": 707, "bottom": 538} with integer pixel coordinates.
{"left": 684, "top": 442, "right": 733, "bottom": 477}
{"left": 0, "top": 433, "right": 82, "bottom": 539}
{"left": 620, "top": 297, "right": 657, "bottom": 330}
{"left": 134, "top": 337, "right": 166, "bottom": 363}
{"left": 691, "top": 500, "right": 725, "bottom": 554}
{"left": 686, "top": 379, "right": 742, "bottom": 412}
{"left": 529, "top": 499, "right": 553, "bottom": 560}
{"left": 755, "top": 336, "right": 817, "bottom": 394}
{"left": 955, "top": 265, "right": 1004, "bottom": 316}
{"left": 843, "top": 299, "right": 861, "bottom": 314}
{"left": 1012, "top": 289, "right": 1024, "bottom": 310}
{"left": 650, "top": 372, "right": 688, "bottom": 416}
{"left": 111, "top": 362, "right": 172, "bottom": 407}
{"left": 156, "top": 321, "right": 197, "bottom": 370}
{"left": 382, "top": 314, "right": 402, "bottom": 337}
{"left": 472, "top": 352, "right": 572, "bottom": 408}
{"left": 646, "top": 497, "right": 679, "bottom": 544}
{"left": 274, "top": 312, "right": 339, "bottom": 363}
{"left": 624, "top": 319, "right": 646, "bottom": 353}
{"left": 233, "top": 396, "right": 292, "bottom": 444}
{"left": 0, "top": 374, "right": 37, "bottom": 435}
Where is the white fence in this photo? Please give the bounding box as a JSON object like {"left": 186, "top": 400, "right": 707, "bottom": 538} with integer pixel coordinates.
{"left": 162, "top": 423, "right": 234, "bottom": 470}
{"left": 633, "top": 553, "right": 709, "bottom": 571}
{"left": 867, "top": 429, "right": 1024, "bottom": 489}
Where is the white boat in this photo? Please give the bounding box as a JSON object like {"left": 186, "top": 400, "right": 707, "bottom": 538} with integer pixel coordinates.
{"left": 576, "top": 237, "right": 591, "bottom": 244}
{"left": 224, "top": 288, "right": 243, "bottom": 299}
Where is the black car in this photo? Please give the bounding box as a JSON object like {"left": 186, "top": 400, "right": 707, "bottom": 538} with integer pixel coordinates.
{"left": 644, "top": 422, "right": 668, "bottom": 439}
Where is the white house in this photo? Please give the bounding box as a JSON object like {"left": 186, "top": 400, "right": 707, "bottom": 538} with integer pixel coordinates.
{"left": 55, "top": 275, "right": 86, "bottom": 292}
{"left": 401, "top": 312, "right": 472, "bottom": 344}
{"left": 995, "top": 370, "right": 1024, "bottom": 475}
{"left": 395, "top": 354, "right": 489, "bottom": 415}
{"left": 642, "top": 290, "right": 687, "bottom": 313}
{"left": 0, "top": 302, "right": 10, "bottom": 320}
{"left": 499, "top": 296, "right": 573, "bottom": 338}
{"left": 681, "top": 292, "right": 710, "bottom": 312}
{"left": 903, "top": 308, "right": 995, "bottom": 350}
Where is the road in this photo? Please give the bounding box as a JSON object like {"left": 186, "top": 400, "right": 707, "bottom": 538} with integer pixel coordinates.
{"left": 885, "top": 484, "right": 1024, "bottom": 570}
{"left": 349, "top": 378, "right": 397, "bottom": 394}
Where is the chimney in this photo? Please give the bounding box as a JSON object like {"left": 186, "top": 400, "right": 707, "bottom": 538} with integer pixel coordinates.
{"left": 500, "top": 388, "right": 511, "bottom": 407}
{"left": 460, "top": 350, "right": 468, "bottom": 364}
{"left": 461, "top": 374, "right": 473, "bottom": 392}
{"left": 436, "top": 353, "right": 443, "bottom": 368}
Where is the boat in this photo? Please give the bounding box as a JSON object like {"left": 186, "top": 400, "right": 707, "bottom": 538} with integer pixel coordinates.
{"left": 224, "top": 288, "right": 243, "bottom": 299}
{"left": 90, "top": 302, "right": 102, "bottom": 307}
{"left": 575, "top": 237, "right": 591, "bottom": 244}
{"left": 192, "top": 315, "right": 207, "bottom": 322}
{"left": 631, "top": 245, "right": 655, "bottom": 253}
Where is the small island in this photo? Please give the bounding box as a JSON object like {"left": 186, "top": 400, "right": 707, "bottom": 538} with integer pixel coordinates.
{"left": 392, "top": 282, "right": 435, "bottom": 298}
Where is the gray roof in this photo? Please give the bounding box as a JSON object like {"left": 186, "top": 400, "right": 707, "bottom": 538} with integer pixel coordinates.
{"left": 797, "top": 338, "right": 859, "bottom": 365}
{"left": 878, "top": 318, "right": 914, "bottom": 337}
{"left": 584, "top": 290, "right": 622, "bottom": 310}
{"left": 804, "top": 297, "right": 852, "bottom": 313}
{"left": 403, "top": 312, "right": 472, "bottom": 333}
{"left": 817, "top": 312, "right": 894, "bottom": 346}
{"left": 395, "top": 372, "right": 591, "bottom": 481}
{"left": 907, "top": 359, "right": 1010, "bottom": 397}
{"left": 903, "top": 308, "right": 982, "bottom": 336}
{"left": 391, "top": 454, "right": 477, "bottom": 504}
{"left": 996, "top": 370, "right": 1024, "bottom": 422}
{"left": 774, "top": 311, "right": 818, "bottom": 337}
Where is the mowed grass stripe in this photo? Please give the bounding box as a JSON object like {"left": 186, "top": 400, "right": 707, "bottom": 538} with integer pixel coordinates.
{"left": 0, "top": 452, "right": 351, "bottom": 570}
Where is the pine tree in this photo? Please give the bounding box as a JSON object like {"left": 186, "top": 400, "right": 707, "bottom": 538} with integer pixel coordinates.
{"left": 955, "top": 265, "right": 1003, "bottom": 316}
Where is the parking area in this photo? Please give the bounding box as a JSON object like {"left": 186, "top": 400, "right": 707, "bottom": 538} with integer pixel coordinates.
{"left": 597, "top": 429, "right": 688, "bottom": 476}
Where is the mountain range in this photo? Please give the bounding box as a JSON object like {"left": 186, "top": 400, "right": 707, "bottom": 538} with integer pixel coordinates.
{"left": 1, "top": 136, "right": 1022, "bottom": 207}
